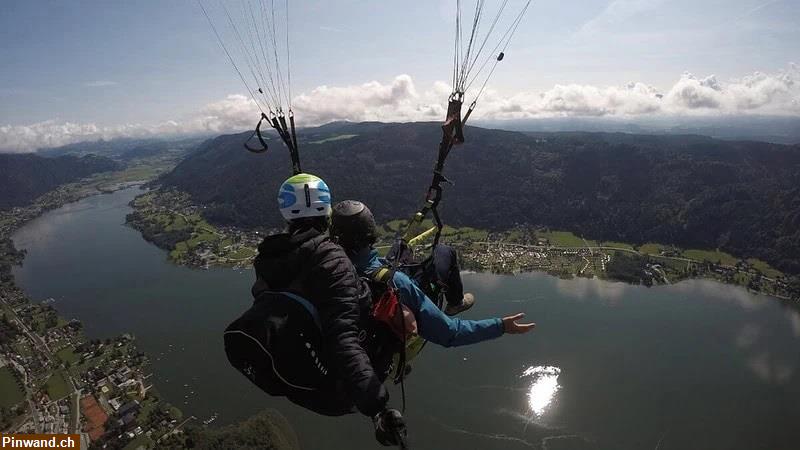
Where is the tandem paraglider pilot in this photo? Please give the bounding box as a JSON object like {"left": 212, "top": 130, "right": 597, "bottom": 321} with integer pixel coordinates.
{"left": 223, "top": 174, "right": 536, "bottom": 447}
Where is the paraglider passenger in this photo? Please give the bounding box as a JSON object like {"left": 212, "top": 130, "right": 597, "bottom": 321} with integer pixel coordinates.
{"left": 388, "top": 238, "right": 475, "bottom": 316}
{"left": 331, "top": 200, "right": 537, "bottom": 348}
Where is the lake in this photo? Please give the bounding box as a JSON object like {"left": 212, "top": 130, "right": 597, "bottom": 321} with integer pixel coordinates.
{"left": 12, "top": 188, "right": 800, "bottom": 450}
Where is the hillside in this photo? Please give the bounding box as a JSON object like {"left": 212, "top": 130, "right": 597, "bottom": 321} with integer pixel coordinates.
{"left": 158, "top": 122, "right": 800, "bottom": 274}
{"left": 0, "top": 153, "right": 120, "bottom": 209}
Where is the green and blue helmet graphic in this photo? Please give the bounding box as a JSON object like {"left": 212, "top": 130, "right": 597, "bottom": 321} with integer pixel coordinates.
{"left": 278, "top": 173, "right": 332, "bottom": 221}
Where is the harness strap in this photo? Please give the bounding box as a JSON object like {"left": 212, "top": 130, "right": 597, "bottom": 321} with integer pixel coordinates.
{"left": 369, "top": 264, "right": 409, "bottom": 412}
{"left": 371, "top": 266, "right": 395, "bottom": 284}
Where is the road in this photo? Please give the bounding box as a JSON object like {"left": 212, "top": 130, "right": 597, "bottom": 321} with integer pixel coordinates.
{"left": 1, "top": 296, "right": 82, "bottom": 434}
{"left": 70, "top": 391, "right": 81, "bottom": 433}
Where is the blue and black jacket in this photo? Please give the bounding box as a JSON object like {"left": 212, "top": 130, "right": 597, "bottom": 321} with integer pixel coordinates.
{"left": 352, "top": 248, "right": 504, "bottom": 347}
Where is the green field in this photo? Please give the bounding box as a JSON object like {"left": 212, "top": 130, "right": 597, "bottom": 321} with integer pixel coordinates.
{"left": 682, "top": 249, "right": 738, "bottom": 266}
{"left": 137, "top": 398, "right": 159, "bottom": 426}
{"left": 165, "top": 215, "right": 187, "bottom": 231}
{"left": 44, "top": 371, "right": 71, "bottom": 400}
{"left": 112, "top": 164, "right": 166, "bottom": 182}
{"left": 746, "top": 258, "right": 783, "bottom": 278}
{"left": 0, "top": 367, "right": 25, "bottom": 408}
{"left": 450, "top": 227, "right": 488, "bottom": 241}
{"left": 122, "top": 435, "right": 153, "bottom": 450}
{"left": 228, "top": 247, "right": 257, "bottom": 260}
{"left": 538, "top": 230, "right": 595, "bottom": 247}
{"left": 505, "top": 229, "right": 527, "bottom": 242}
{"left": 133, "top": 196, "right": 235, "bottom": 263}
{"left": 599, "top": 241, "right": 635, "bottom": 250}
{"left": 378, "top": 218, "right": 490, "bottom": 242}
{"left": 382, "top": 219, "right": 408, "bottom": 233}
{"left": 170, "top": 242, "right": 189, "bottom": 260}
{"left": 309, "top": 134, "right": 358, "bottom": 144}
{"left": 56, "top": 347, "right": 80, "bottom": 365}
{"left": 638, "top": 243, "right": 665, "bottom": 255}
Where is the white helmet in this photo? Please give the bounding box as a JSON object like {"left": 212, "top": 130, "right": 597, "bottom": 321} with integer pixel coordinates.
{"left": 277, "top": 173, "right": 332, "bottom": 221}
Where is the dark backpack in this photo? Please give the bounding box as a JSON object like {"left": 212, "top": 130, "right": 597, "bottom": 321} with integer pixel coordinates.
{"left": 223, "top": 272, "right": 403, "bottom": 412}
{"left": 223, "top": 290, "right": 328, "bottom": 395}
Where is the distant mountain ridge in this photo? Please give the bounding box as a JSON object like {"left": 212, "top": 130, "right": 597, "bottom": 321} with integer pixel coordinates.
{"left": 0, "top": 153, "right": 120, "bottom": 209}
{"left": 476, "top": 115, "right": 800, "bottom": 145}
{"left": 158, "top": 122, "right": 800, "bottom": 274}
{"left": 38, "top": 136, "right": 207, "bottom": 159}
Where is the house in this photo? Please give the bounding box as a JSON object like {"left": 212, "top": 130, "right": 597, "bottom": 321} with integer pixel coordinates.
{"left": 118, "top": 378, "right": 138, "bottom": 390}
{"left": 117, "top": 412, "right": 137, "bottom": 431}
{"left": 117, "top": 400, "right": 140, "bottom": 418}
{"left": 108, "top": 397, "right": 123, "bottom": 411}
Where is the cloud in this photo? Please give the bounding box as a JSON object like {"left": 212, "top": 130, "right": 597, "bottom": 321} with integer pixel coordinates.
{"left": 84, "top": 80, "right": 118, "bottom": 87}
{"left": 662, "top": 68, "right": 799, "bottom": 113}
{"left": 478, "top": 64, "right": 800, "bottom": 119}
{"left": 0, "top": 95, "right": 265, "bottom": 153}
{"left": 735, "top": 321, "right": 797, "bottom": 384}
{"left": 746, "top": 352, "right": 794, "bottom": 384}
{"left": 291, "top": 74, "right": 444, "bottom": 124}
{"left": 2, "top": 65, "right": 799, "bottom": 152}
{"left": 0, "top": 120, "right": 184, "bottom": 153}
{"left": 554, "top": 276, "right": 630, "bottom": 305}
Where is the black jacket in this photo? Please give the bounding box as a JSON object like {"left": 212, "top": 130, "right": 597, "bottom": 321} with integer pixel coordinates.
{"left": 252, "top": 226, "right": 388, "bottom": 417}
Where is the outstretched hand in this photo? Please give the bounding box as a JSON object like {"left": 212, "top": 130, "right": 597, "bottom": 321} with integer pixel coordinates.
{"left": 502, "top": 313, "right": 536, "bottom": 334}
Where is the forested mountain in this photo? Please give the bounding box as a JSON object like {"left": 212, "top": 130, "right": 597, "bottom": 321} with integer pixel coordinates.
{"left": 158, "top": 122, "right": 800, "bottom": 274}
{"left": 0, "top": 153, "right": 120, "bottom": 209}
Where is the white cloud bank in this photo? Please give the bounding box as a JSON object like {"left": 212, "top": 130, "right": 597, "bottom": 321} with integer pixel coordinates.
{"left": 2, "top": 64, "right": 798, "bottom": 152}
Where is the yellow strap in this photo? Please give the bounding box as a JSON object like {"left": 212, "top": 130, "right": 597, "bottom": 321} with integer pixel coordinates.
{"left": 401, "top": 211, "right": 427, "bottom": 240}
{"left": 373, "top": 267, "right": 393, "bottom": 283}
{"left": 408, "top": 226, "right": 438, "bottom": 246}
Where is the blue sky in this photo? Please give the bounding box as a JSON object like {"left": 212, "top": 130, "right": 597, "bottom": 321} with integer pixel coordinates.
{"left": 1, "top": 0, "right": 798, "bottom": 151}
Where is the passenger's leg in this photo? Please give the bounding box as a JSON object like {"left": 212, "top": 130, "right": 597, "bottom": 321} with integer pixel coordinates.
{"left": 433, "top": 244, "right": 465, "bottom": 307}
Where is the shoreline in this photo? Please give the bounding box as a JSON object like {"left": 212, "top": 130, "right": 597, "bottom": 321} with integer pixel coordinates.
{"left": 4, "top": 183, "right": 792, "bottom": 450}
{"left": 124, "top": 188, "right": 799, "bottom": 302}
{"left": 0, "top": 175, "right": 189, "bottom": 445}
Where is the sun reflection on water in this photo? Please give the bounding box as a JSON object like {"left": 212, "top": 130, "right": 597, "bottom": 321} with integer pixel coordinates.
{"left": 521, "top": 365, "right": 561, "bottom": 416}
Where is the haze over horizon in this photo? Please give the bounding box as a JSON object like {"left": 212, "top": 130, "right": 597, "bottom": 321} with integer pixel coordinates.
{"left": 1, "top": 0, "right": 799, "bottom": 152}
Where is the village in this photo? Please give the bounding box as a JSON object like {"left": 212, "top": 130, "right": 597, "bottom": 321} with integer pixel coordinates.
{"left": 0, "top": 281, "right": 188, "bottom": 449}
{"left": 126, "top": 189, "right": 800, "bottom": 302}
{"left": 452, "top": 238, "right": 798, "bottom": 300}
{"left": 4, "top": 178, "right": 794, "bottom": 450}
{"left": 0, "top": 181, "right": 188, "bottom": 449}
{"left": 126, "top": 190, "right": 265, "bottom": 269}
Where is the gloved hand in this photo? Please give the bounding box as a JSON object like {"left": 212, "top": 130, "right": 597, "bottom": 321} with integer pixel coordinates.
{"left": 373, "top": 408, "right": 407, "bottom": 447}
